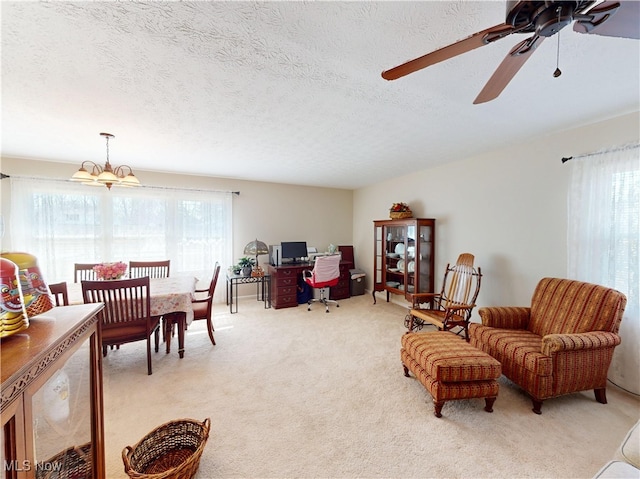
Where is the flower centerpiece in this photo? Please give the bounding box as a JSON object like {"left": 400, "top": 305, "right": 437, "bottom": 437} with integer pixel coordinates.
{"left": 389, "top": 202, "right": 413, "bottom": 219}
{"left": 93, "top": 262, "right": 127, "bottom": 280}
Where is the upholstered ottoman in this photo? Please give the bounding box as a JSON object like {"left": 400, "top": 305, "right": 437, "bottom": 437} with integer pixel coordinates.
{"left": 401, "top": 331, "right": 502, "bottom": 417}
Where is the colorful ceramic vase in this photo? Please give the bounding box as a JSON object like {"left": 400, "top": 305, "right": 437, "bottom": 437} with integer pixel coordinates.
{"left": 1, "top": 252, "right": 54, "bottom": 318}
{"left": 1, "top": 257, "right": 29, "bottom": 337}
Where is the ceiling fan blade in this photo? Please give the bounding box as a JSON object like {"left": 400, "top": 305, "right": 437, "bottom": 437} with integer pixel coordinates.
{"left": 381, "top": 23, "right": 516, "bottom": 81}
{"left": 574, "top": 1, "right": 639, "bottom": 39}
{"left": 473, "top": 35, "right": 545, "bottom": 104}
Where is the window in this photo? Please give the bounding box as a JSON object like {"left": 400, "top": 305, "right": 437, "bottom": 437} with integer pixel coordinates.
{"left": 567, "top": 144, "right": 639, "bottom": 394}
{"left": 9, "top": 177, "right": 233, "bottom": 296}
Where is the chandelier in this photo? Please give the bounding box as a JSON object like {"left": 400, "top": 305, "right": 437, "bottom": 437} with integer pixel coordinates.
{"left": 70, "top": 132, "right": 141, "bottom": 189}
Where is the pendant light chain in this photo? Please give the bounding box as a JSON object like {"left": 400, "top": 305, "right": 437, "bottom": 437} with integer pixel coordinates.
{"left": 554, "top": 6, "right": 562, "bottom": 78}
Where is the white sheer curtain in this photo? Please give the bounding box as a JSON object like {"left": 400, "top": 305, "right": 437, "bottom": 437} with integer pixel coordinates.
{"left": 10, "top": 177, "right": 233, "bottom": 301}
{"left": 567, "top": 143, "right": 640, "bottom": 394}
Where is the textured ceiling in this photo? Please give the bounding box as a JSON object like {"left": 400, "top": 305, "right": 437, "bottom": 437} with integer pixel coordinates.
{"left": 2, "top": 1, "right": 639, "bottom": 189}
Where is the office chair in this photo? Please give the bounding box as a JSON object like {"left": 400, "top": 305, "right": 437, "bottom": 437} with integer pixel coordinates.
{"left": 303, "top": 254, "right": 341, "bottom": 313}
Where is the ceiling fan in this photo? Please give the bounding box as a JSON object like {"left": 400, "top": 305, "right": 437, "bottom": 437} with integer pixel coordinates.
{"left": 382, "top": 1, "right": 640, "bottom": 104}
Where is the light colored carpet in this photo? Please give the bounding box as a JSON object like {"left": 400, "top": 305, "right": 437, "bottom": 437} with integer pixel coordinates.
{"left": 103, "top": 294, "right": 640, "bottom": 478}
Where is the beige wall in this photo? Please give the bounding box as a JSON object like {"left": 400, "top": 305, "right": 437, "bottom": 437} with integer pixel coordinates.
{"left": 353, "top": 111, "right": 640, "bottom": 308}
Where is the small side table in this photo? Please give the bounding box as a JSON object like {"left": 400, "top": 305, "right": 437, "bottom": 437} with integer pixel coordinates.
{"left": 226, "top": 273, "right": 271, "bottom": 313}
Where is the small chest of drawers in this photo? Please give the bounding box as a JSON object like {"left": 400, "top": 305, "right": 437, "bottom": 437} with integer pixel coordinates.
{"left": 268, "top": 260, "right": 353, "bottom": 309}
{"left": 272, "top": 266, "right": 299, "bottom": 308}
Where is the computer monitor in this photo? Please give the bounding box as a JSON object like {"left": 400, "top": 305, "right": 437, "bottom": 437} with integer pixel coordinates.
{"left": 281, "top": 241, "right": 308, "bottom": 263}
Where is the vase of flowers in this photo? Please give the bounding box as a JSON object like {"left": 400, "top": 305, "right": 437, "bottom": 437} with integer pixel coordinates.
{"left": 93, "top": 262, "right": 127, "bottom": 280}
{"left": 389, "top": 202, "right": 413, "bottom": 219}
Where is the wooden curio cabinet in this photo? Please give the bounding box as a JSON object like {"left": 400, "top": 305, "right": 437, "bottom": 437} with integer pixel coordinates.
{"left": 373, "top": 218, "right": 435, "bottom": 303}
{"left": 1, "top": 303, "right": 105, "bottom": 479}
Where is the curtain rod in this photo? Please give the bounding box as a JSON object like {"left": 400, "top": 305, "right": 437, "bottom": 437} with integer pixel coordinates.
{"left": 7, "top": 174, "right": 240, "bottom": 195}
{"left": 561, "top": 143, "right": 639, "bottom": 163}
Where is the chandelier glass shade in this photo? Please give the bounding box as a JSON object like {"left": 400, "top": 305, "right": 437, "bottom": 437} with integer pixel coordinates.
{"left": 70, "top": 133, "right": 141, "bottom": 189}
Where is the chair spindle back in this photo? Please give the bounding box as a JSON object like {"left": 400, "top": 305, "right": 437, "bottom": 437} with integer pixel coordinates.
{"left": 129, "top": 260, "right": 170, "bottom": 279}
{"left": 49, "top": 281, "right": 69, "bottom": 306}
{"left": 74, "top": 263, "right": 98, "bottom": 283}
{"left": 82, "top": 277, "right": 151, "bottom": 326}
{"left": 442, "top": 253, "right": 481, "bottom": 309}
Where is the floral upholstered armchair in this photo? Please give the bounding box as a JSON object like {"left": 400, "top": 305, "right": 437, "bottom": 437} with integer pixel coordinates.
{"left": 469, "top": 277, "right": 627, "bottom": 414}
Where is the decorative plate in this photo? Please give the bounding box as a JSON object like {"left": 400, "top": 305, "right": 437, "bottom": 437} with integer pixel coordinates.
{"left": 394, "top": 243, "right": 405, "bottom": 255}
{"left": 397, "top": 259, "right": 405, "bottom": 271}
{"left": 408, "top": 261, "right": 415, "bottom": 273}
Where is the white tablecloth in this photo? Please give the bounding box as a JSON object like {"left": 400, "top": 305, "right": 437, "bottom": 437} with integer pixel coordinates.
{"left": 67, "top": 276, "right": 197, "bottom": 324}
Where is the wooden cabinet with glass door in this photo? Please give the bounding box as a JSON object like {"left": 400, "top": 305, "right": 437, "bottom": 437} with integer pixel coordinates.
{"left": 1, "top": 303, "right": 105, "bottom": 479}
{"left": 373, "top": 218, "right": 435, "bottom": 304}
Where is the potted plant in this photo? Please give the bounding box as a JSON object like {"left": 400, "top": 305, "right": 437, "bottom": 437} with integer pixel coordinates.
{"left": 237, "top": 257, "right": 255, "bottom": 277}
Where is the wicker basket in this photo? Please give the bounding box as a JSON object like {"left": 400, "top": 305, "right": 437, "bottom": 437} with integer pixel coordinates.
{"left": 122, "top": 418, "right": 211, "bottom": 479}
{"left": 389, "top": 211, "right": 413, "bottom": 219}
{"left": 37, "top": 443, "right": 92, "bottom": 479}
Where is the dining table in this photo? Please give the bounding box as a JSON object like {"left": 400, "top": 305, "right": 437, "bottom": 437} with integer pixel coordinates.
{"left": 66, "top": 275, "right": 197, "bottom": 358}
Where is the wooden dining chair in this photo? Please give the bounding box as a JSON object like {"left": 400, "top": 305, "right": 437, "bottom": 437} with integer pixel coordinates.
{"left": 129, "top": 260, "right": 170, "bottom": 279}
{"left": 48, "top": 281, "right": 69, "bottom": 306}
{"left": 191, "top": 262, "right": 221, "bottom": 346}
{"left": 74, "top": 263, "right": 98, "bottom": 283}
{"left": 81, "top": 277, "right": 161, "bottom": 375}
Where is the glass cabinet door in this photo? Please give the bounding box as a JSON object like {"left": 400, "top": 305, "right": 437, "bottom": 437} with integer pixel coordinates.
{"left": 29, "top": 340, "right": 93, "bottom": 479}
{"left": 384, "top": 224, "right": 406, "bottom": 291}
{"left": 374, "top": 224, "right": 383, "bottom": 286}
{"left": 416, "top": 223, "right": 433, "bottom": 294}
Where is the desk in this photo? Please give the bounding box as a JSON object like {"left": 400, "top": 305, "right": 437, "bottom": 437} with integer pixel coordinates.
{"left": 67, "top": 276, "right": 197, "bottom": 358}
{"left": 226, "top": 273, "right": 271, "bottom": 313}
{"left": 268, "top": 260, "right": 353, "bottom": 309}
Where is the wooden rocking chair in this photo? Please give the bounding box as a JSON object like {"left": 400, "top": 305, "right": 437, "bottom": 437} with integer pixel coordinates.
{"left": 404, "top": 253, "right": 482, "bottom": 340}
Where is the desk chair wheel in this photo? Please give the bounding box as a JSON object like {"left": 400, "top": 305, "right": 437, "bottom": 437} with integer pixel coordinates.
{"left": 307, "top": 298, "right": 339, "bottom": 313}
